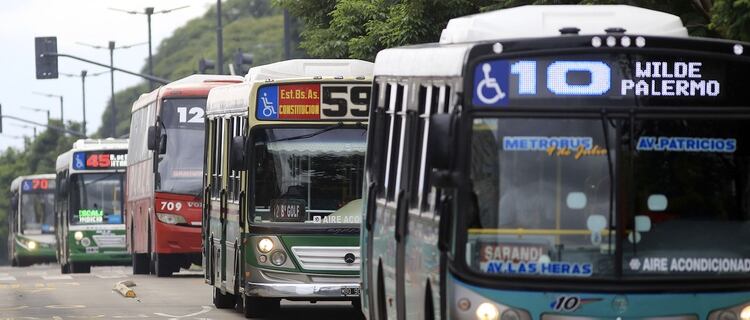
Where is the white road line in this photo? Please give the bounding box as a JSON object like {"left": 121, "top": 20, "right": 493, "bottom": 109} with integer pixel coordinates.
{"left": 95, "top": 274, "right": 127, "bottom": 279}
{"left": 42, "top": 275, "right": 73, "bottom": 280}
{"left": 0, "top": 276, "right": 17, "bottom": 281}
{"left": 25, "top": 271, "right": 47, "bottom": 276}
{"left": 154, "top": 306, "right": 212, "bottom": 318}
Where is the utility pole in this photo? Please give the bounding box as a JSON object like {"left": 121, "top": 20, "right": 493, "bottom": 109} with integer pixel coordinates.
{"left": 21, "top": 106, "right": 50, "bottom": 123}
{"left": 31, "top": 92, "right": 63, "bottom": 124}
{"left": 284, "top": 9, "right": 291, "bottom": 59}
{"left": 216, "top": 0, "right": 224, "bottom": 75}
{"left": 109, "top": 6, "right": 188, "bottom": 89}
{"left": 60, "top": 70, "right": 106, "bottom": 137}
{"left": 110, "top": 41, "right": 116, "bottom": 137}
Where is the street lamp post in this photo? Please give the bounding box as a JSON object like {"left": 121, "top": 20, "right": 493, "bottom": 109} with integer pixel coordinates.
{"left": 77, "top": 41, "right": 146, "bottom": 137}
{"left": 217, "top": 0, "right": 223, "bottom": 75}
{"left": 109, "top": 6, "right": 188, "bottom": 89}
{"left": 21, "top": 106, "right": 50, "bottom": 123}
{"left": 31, "top": 92, "right": 62, "bottom": 123}
{"left": 60, "top": 70, "right": 107, "bottom": 137}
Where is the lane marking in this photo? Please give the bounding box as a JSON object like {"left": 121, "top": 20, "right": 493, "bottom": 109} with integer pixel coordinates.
{"left": 154, "top": 306, "right": 212, "bottom": 318}
{"left": 96, "top": 274, "right": 127, "bottom": 279}
{"left": 26, "top": 271, "right": 47, "bottom": 276}
{"left": 0, "top": 276, "right": 17, "bottom": 281}
{"left": 112, "top": 315, "right": 151, "bottom": 318}
{"left": 0, "top": 305, "right": 28, "bottom": 311}
{"left": 43, "top": 275, "right": 73, "bottom": 280}
{"left": 68, "top": 315, "right": 105, "bottom": 319}
{"left": 45, "top": 304, "right": 86, "bottom": 309}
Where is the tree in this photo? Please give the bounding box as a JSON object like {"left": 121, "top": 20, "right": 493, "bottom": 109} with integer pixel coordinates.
{"left": 277, "top": 0, "right": 750, "bottom": 61}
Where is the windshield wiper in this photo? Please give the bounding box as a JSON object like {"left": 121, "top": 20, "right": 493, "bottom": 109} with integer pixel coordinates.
{"left": 600, "top": 110, "right": 616, "bottom": 257}
{"left": 267, "top": 122, "right": 365, "bottom": 143}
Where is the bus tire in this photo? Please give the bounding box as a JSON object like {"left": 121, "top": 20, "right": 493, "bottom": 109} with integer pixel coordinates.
{"left": 243, "top": 296, "right": 278, "bottom": 318}
{"left": 213, "top": 286, "right": 235, "bottom": 309}
{"left": 132, "top": 253, "right": 149, "bottom": 275}
{"left": 71, "top": 263, "right": 90, "bottom": 273}
{"left": 377, "top": 262, "right": 387, "bottom": 320}
{"left": 61, "top": 263, "right": 70, "bottom": 274}
{"left": 154, "top": 254, "right": 174, "bottom": 277}
{"left": 424, "top": 284, "right": 434, "bottom": 320}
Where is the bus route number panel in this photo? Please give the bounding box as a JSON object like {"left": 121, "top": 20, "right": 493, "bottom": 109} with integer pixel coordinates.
{"left": 21, "top": 179, "right": 55, "bottom": 192}
{"left": 469, "top": 53, "right": 750, "bottom": 107}
{"left": 256, "top": 83, "right": 370, "bottom": 121}
{"left": 73, "top": 151, "right": 128, "bottom": 170}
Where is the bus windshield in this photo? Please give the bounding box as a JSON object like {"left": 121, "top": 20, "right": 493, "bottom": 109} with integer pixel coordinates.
{"left": 157, "top": 98, "right": 206, "bottom": 196}
{"left": 70, "top": 173, "right": 125, "bottom": 225}
{"left": 467, "top": 117, "right": 750, "bottom": 279}
{"left": 20, "top": 192, "right": 55, "bottom": 235}
{"left": 252, "top": 127, "right": 366, "bottom": 224}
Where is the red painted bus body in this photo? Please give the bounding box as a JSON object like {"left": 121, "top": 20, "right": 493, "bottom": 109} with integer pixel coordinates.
{"left": 126, "top": 75, "right": 243, "bottom": 276}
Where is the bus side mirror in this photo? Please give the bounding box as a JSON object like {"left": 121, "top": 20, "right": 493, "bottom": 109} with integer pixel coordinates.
{"left": 10, "top": 195, "right": 18, "bottom": 209}
{"left": 428, "top": 113, "right": 457, "bottom": 170}
{"left": 230, "top": 136, "right": 247, "bottom": 171}
{"left": 147, "top": 126, "right": 158, "bottom": 151}
{"left": 158, "top": 134, "right": 167, "bottom": 155}
{"left": 58, "top": 180, "right": 68, "bottom": 196}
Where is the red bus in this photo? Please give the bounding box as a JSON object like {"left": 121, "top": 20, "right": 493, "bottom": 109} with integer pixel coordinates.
{"left": 126, "top": 74, "right": 243, "bottom": 276}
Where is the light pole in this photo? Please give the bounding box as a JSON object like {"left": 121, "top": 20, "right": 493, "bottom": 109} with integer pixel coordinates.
{"left": 30, "top": 92, "right": 61, "bottom": 122}
{"left": 216, "top": 0, "right": 223, "bottom": 75}
{"left": 8, "top": 123, "right": 37, "bottom": 138}
{"left": 109, "top": 6, "right": 188, "bottom": 89}
{"left": 60, "top": 70, "right": 107, "bottom": 137}
{"left": 20, "top": 106, "right": 50, "bottom": 123}
{"left": 77, "top": 41, "right": 146, "bottom": 137}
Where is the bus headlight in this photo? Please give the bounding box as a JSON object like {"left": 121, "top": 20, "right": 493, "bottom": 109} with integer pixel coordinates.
{"left": 476, "top": 302, "right": 499, "bottom": 320}
{"left": 27, "top": 241, "right": 37, "bottom": 250}
{"left": 74, "top": 231, "right": 84, "bottom": 241}
{"left": 710, "top": 303, "right": 750, "bottom": 320}
{"left": 257, "top": 238, "right": 274, "bottom": 253}
{"left": 270, "top": 250, "right": 287, "bottom": 266}
{"left": 157, "top": 213, "right": 187, "bottom": 225}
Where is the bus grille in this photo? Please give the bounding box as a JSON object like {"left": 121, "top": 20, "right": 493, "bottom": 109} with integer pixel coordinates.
{"left": 290, "top": 246, "right": 360, "bottom": 271}
{"left": 92, "top": 235, "right": 126, "bottom": 248}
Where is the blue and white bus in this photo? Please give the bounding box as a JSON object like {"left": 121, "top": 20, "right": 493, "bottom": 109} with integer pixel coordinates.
{"left": 362, "top": 5, "right": 750, "bottom": 320}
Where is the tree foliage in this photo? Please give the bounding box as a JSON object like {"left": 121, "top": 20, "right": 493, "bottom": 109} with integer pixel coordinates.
{"left": 278, "top": 0, "right": 750, "bottom": 61}
{"left": 95, "top": 0, "right": 288, "bottom": 138}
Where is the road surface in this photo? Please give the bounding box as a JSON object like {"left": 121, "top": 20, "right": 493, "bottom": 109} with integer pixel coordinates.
{"left": 0, "top": 264, "right": 364, "bottom": 320}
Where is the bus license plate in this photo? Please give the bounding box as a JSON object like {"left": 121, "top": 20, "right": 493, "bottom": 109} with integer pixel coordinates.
{"left": 341, "top": 287, "right": 360, "bottom": 296}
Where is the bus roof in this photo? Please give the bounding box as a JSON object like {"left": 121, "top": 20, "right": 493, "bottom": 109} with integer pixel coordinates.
{"left": 374, "top": 5, "right": 688, "bottom": 78}
{"left": 244, "top": 59, "right": 373, "bottom": 82}
{"left": 56, "top": 138, "right": 129, "bottom": 172}
{"left": 439, "top": 5, "right": 687, "bottom": 44}
{"left": 207, "top": 59, "right": 373, "bottom": 116}
{"left": 131, "top": 74, "right": 243, "bottom": 112}
{"left": 10, "top": 174, "right": 55, "bottom": 192}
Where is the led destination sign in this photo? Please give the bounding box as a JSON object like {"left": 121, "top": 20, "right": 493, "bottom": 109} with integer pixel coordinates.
{"left": 256, "top": 83, "right": 370, "bottom": 121}
{"left": 21, "top": 179, "right": 55, "bottom": 192}
{"left": 470, "top": 53, "right": 744, "bottom": 107}
{"left": 73, "top": 151, "right": 128, "bottom": 170}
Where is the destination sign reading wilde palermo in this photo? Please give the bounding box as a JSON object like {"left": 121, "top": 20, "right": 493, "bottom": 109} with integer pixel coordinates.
{"left": 73, "top": 151, "right": 128, "bottom": 170}
{"left": 470, "top": 53, "right": 750, "bottom": 107}
{"left": 256, "top": 83, "right": 370, "bottom": 121}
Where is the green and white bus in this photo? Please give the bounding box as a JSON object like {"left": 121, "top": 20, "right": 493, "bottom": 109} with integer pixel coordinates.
{"left": 8, "top": 174, "right": 57, "bottom": 266}
{"left": 362, "top": 5, "right": 750, "bottom": 320}
{"left": 204, "top": 59, "right": 372, "bottom": 317}
{"left": 55, "top": 138, "right": 130, "bottom": 273}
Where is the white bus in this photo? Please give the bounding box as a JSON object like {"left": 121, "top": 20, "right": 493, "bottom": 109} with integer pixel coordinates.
{"left": 55, "top": 138, "right": 130, "bottom": 273}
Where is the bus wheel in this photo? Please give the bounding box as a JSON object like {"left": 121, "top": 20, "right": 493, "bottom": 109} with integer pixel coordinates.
{"left": 154, "top": 254, "right": 174, "bottom": 277}
{"left": 244, "top": 296, "right": 279, "bottom": 318}
{"left": 60, "top": 263, "right": 70, "bottom": 274}
{"left": 71, "top": 263, "right": 91, "bottom": 273}
{"left": 132, "top": 253, "right": 149, "bottom": 275}
{"left": 213, "top": 287, "right": 236, "bottom": 309}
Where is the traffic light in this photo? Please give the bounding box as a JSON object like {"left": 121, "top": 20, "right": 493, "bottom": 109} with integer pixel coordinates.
{"left": 198, "top": 58, "right": 215, "bottom": 74}
{"left": 35, "top": 37, "right": 58, "bottom": 79}
{"left": 233, "top": 49, "right": 254, "bottom": 75}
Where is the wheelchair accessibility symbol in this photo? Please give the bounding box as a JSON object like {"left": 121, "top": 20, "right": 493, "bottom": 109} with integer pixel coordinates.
{"left": 261, "top": 92, "right": 277, "bottom": 117}
{"left": 257, "top": 85, "right": 279, "bottom": 120}
{"left": 473, "top": 61, "right": 509, "bottom": 106}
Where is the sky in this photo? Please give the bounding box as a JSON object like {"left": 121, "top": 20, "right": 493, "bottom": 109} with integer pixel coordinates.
{"left": 0, "top": 0, "right": 216, "bottom": 150}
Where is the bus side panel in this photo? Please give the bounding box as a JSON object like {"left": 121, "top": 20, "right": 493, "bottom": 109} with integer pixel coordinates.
{"left": 208, "top": 198, "right": 222, "bottom": 287}
{"left": 224, "top": 203, "right": 241, "bottom": 294}
{"left": 374, "top": 201, "right": 398, "bottom": 319}
{"left": 126, "top": 160, "right": 154, "bottom": 254}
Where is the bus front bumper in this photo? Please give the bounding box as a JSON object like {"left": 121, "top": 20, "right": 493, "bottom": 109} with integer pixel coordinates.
{"left": 246, "top": 281, "right": 360, "bottom": 299}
